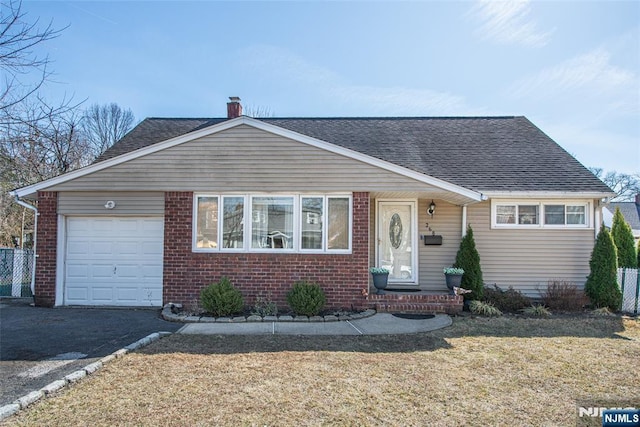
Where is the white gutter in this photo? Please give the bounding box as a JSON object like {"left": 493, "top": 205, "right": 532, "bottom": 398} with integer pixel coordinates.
{"left": 12, "top": 195, "right": 38, "bottom": 295}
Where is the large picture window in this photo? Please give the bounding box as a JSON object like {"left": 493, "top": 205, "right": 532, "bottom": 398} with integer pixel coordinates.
{"left": 251, "top": 196, "right": 294, "bottom": 250}
{"left": 194, "top": 194, "right": 352, "bottom": 253}
{"left": 493, "top": 200, "right": 589, "bottom": 229}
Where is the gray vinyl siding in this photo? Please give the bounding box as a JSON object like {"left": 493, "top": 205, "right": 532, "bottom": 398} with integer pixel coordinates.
{"left": 58, "top": 192, "right": 164, "bottom": 215}
{"left": 467, "top": 201, "right": 595, "bottom": 296}
{"left": 47, "top": 125, "right": 437, "bottom": 193}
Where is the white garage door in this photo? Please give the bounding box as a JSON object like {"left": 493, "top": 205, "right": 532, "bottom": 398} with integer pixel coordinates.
{"left": 65, "top": 217, "right": 164, "bottom": 306}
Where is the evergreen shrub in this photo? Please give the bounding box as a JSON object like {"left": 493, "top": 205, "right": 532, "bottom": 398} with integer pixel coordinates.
{"left": 200, "top": 277, "right": 244, "bottom": 317}
{"left": 286, "top": 281, "right": 326, "bottom": 317}
{"left": 454, "top": 225, "right": 484, "bottom": 300}
{"left": 585, "top": 225, "right": 622, "bottom": 311}
{"left": 611, "top": 207, "right": 638, "bottom": 268}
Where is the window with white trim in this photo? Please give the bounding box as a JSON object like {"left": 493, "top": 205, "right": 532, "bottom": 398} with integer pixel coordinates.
{"left": 492, "top": 201, "right": 590, "bottom": 228}
{"left": 495, "top": 204, "right": 539, "bottom": 225}
{"left": 193, "top": 194, "right": 352, "bottom": 253}
{"left": 543, "top": 204, "right": 587, "bottom": 226}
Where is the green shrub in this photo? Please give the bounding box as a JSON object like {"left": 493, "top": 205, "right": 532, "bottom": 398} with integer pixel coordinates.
{"left": 286, "top": 281, "right": 326, "bottom": 317}
{"left": 611, "top": 207, "right": 637, "bottom": 268}
{"left": 200, "top": 277, "right": 244, "bottom": 317}
{"left": 482, "top": 284, "right": 530, "bottom": 312}
{"left": 542, "top": 280, "right": 588, "bottom": 311}
{"left": 585, "top": 225, "right": 622, "bottom": 311}
{"left": 521, "top": 305, "right": 551, "bottom": 317}
{"left": 454, "top": 225, "right": 484, "bottom": 301}
{"left": 469, "top": 300, "right": 502, "bottom": 317}
{"left": 251, "top": 295, "right": 278, "bottom": 317}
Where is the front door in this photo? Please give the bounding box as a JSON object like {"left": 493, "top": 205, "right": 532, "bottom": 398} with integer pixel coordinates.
{"left": 377, "top": 201, "right": 417, "bottom": 284}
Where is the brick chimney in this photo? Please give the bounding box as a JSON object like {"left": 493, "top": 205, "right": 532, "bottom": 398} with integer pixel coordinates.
{"left": 227, "top": 96, "right": 242, "bottom": 118}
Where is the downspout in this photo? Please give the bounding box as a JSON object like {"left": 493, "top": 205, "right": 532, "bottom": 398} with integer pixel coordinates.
{"left": 461, "top": 205, "right": 467, "bottom": 237}
{"left": 13, "top": 195, "right": 38, "bottom": 295}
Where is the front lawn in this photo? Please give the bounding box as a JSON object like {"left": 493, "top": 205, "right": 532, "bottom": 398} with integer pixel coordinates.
{"left": 4, "top": 315, "right": 639, "bottom": 426}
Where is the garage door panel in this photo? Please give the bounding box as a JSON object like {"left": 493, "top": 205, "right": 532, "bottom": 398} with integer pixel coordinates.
{"left": 65, "top": 217, "right": 164, "bottom": 306}
{"left": 65, "top": 287, "right": 88, "bottom": 302}
{"left": 143, "top": 219, "right": 164, "bottom": 233}
{"left": 66, "top": 263, "right": 89, "bottom": 278}
{"left": 114, "top": 241, "right": 138, "bottom": 256}
{"left": 91, "top": 287, "right": 114, "bottom": 302}
{"left": 91, "top": 264, "right": 114, "bottom": 279}
{"left": 116, "top": 264, "right": 139, "bottom": 279}
{"left": 141, "top": 264, "right": 163, "bottom": 280}
{"left": 141, "top": 241, "right": 163, "bottom": 256}
{"left": 116, "top": 287, "right": 139, "bottom": 302}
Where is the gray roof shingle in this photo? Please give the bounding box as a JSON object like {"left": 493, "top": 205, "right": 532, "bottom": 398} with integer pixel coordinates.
{"left": 96, "top": 116, "right": 612, "bottom": 194}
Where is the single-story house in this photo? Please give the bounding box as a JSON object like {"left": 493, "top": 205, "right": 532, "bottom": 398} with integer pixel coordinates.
{"left": 11, "top": 98, "right": 614, "bottom": 313}
{"left": 603, "top": 195, "right": 640, "bottom": 242}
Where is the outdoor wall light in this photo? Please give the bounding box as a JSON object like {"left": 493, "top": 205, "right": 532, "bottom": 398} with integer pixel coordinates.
{"left": 104, "top": 200, "right": 116, "bottom": 209}
{"left": 428, "top": 200, "right": 436, "bottom": 217}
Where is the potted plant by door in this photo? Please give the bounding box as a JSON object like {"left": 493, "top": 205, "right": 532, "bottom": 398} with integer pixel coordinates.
{"left": 443, "top": 267, "right": 464, "bottom": 295}
{"left": 369, "top": 267, "right": 390, "bottom": 295}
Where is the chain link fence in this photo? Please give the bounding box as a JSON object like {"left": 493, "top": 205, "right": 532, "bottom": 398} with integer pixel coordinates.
{"left": 0, "top": 249, "right": 34, "bottom": 297}
{"left": 618, "top": 267, "right": 639, "bottom": 315}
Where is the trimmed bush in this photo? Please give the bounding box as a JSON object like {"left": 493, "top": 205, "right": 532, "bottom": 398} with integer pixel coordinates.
{"left": 454, "top": 225, "right": 484, "bottom": 301}
{"left": 286, "top": 281, "right": 326, "bottom": 317}
{"left": 200, "top": 277, "right": 244, "bottom": 317}
{"left": 585, "top": 225, "right": 622, "bottom": 310}
{"left": 542, "top": 280, "right": 589, "bottom": 311}
{"left": 482, "top": 285, "right": 530, "bottom": 312}
{"left": 611, "top": 207, "right": 637, "bottom": 268}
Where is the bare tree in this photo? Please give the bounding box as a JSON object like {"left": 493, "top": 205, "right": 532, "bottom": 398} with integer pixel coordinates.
{"left": 1, "top": 98, "right": 92, "bottom": 247}
{"left": 590, "top": 167, "right": 640, "bottom": 202}
{"left": 243, "top": 104, "right": 274, "bottom": 118}
{"left": 0, "top": 0, "right": 65, "bottom": 119}
{"left": 82, "top": 102, "right": 135, "bottom": 157}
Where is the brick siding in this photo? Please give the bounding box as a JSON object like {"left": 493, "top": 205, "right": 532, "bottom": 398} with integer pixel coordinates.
{"left": 34, "top": 191, "right": 58, "bottom": 307}
{"left": 163, "top": 191, "right": 371, "bottom": 310}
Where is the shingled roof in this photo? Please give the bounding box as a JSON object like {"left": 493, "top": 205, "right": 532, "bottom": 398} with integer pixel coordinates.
{"left": 96, "top": 116, "right": 612, "bottom": 194}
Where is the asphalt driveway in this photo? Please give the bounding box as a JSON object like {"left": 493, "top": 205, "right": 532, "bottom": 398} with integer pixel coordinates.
{"left": 0, "top": 298, "right": 181, "bottom": 407}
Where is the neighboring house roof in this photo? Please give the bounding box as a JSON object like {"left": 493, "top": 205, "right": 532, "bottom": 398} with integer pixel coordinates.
{"left": 604, "top": 201, "right": 640, "bottom": 237}
{"left": 12, "top": 115, "right": 613, "bottom": 199}
{"left": 96, "top": 116, "right": 611, "bottom": 195}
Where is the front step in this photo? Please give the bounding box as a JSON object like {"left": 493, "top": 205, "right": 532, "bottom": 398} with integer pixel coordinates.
{"left": 368, "top": 293, "right": 463, "bottom": 315}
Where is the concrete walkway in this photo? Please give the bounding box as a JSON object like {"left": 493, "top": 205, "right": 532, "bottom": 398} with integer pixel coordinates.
{"left": 177, "top": 313, "right": 452, "bottom": 335}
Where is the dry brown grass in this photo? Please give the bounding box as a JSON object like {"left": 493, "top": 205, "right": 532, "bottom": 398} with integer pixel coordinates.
{"left": 4, "top": 316, "right": 639, "bottom": 427}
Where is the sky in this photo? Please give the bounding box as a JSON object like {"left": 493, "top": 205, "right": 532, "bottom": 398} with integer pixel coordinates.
{"left": 19, "top": 0, "right": 640, "bottom": 175}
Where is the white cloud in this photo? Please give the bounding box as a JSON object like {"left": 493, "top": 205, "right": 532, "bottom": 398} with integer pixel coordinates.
{"left": 236, "top": 45, "right": 484, "bottom": 116}
{"left": 512, "top": 48, "right": 635, "bottom": 96}
{"left": 509, "top": 48, "right": 639, "bottom": 119}
{"left": 468, "top": 0, "right": 553, "bottom": 47}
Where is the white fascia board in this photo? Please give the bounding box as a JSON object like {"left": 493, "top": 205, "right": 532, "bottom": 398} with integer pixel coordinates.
{"left": 12, "top": 116, "right": 483, "bottom": 202}
{"left": 484, "top": 191, "right": 616, "bottom": 200}
{"left": 246, "top": 118, "right": 484, "bottom": 202}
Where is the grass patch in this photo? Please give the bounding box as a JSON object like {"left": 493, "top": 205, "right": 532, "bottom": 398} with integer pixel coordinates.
{"left": 4, "top": 316, "right": 639, "bottom": 426}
